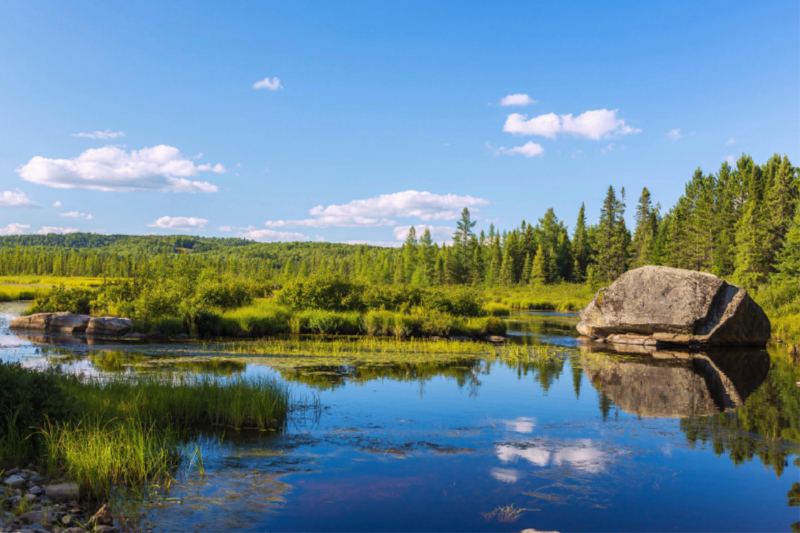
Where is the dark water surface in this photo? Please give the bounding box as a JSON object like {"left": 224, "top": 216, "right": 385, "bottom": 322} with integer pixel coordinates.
{"left": 1, "top": 302, "right": 798, "bottom": 532}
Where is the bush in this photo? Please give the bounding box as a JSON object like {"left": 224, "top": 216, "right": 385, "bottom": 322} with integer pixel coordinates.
{"left": 28, "top": 285, "right": 95, "bottom": 315}
{"left": 277, "top": 275, "right": 364, "bottom": 311}
{"left": 364, "top": 310, "right": 394, "bottom": 336}
{"left": 0, "top": 362, "right": 74, "bottom": 439}
{"left": 304, "top": 310, "right": 362, "bottom": 335}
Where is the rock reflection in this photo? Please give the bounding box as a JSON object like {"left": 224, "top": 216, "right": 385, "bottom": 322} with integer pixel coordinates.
{"left": 579, "top": 344, "right": 770, "bottom": 418}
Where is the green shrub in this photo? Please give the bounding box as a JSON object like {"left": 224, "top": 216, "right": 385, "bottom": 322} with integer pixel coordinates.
{"left": 28, "top": 285, "right": 95, "bottom": 315}
{"left": 305, "top": 309, "right": 362, "bottom": 335}
{"left": 363, "top": 309, "right": 394, "bottom": 336}
{"left": 277, "top": 275, "right": 364, "bottom": 311}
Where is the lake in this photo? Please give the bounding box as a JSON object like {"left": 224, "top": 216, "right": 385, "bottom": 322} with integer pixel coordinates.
{"left": 1, "top": 302, "right": 798, "bottom": 532}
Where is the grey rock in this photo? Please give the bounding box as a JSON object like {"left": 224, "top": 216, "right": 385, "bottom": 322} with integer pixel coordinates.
{"left": 20, "top": 510, "right": 57, "bottom": 525}
{"left": 23, "top": 494, "right": 38, "bottom": 502}
{"left": 122, "top": 332, "right": 146, "bottom": 340}
{"left": 28, "top": 487, "right": 42, "bottom": 496}
{"left": 85, "top": 317, "right": 131, "bottom": 336}
{"left": 44, "top": 484, "right": 78, "bottom": 502}
{"left": 3, "top": 476, "right": 26, "bottom": 489}
{"left": 94, "top": 526, "right": 118, "bottom": 533}
{"left": 3, "top": 469, "right": 19, "bottom": 476}
{"left": 483, "top": 335, "right": 507, "bottom": 343}
{"left": 576, "top": 266, "right": 771, "bottom": 346}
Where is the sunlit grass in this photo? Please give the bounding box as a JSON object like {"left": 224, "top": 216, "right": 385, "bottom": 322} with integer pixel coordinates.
{"left": 485, "top": 282, "right": 595, "bottom": 312}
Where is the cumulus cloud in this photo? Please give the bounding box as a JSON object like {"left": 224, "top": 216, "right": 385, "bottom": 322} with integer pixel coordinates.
{"left": 252, "top": 77, "right": 283, "bottom": 90}
{"left": 17, "top": 145, "right": 224, "bottom": 193}
{"left": 263, "top": 191, "right": 491, "bottom": 229}
{"left": 504, "top": 109, "right": 640, "bottom": 140}
{"left": 488, "top": 141, "right": 545, "bottom": 158}
{"left": 392, "top": 224, "right": 453, "bottom": 242}
{"left": 500, "top": 94, "right": 536, "bottom": 106}
{"left": 667, "top": 128, "right": 681, "bottom": 141}
{"left": 60, "top": 211, "right": 93, "bottom": 219}
{"left": 237, "top": 228, "right": 309, "bottom": 242}
{"left": 726, "top": 155, "right": 736, "bottom": 165}
{"left": 0, "top": 223, "right": 31, "bottom": 235}
{"left": 148, "top": 216, "right": 209, "bottom": 231}
{"left": 0, "top": 190, "right": 39, "bottom": 208}
{"left": 726, "top": 137, "right": 736, "bottom": 145}
{"left": 38, "top": 226, "right": 78, "bottom": 235}
{"left": 72, "top": 130, "right": 125, "bottom": 140}
{"left": 52, "top": 201, "right": 62, "bottom": 207}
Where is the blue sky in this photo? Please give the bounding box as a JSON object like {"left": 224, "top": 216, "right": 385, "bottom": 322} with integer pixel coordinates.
{"left": 0, "top": 1, "right": 798, "bottom": 245}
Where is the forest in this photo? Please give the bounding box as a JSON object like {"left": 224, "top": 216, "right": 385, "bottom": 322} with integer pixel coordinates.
{"left": 1, "top": 153, "right": 798, "bottom": 340}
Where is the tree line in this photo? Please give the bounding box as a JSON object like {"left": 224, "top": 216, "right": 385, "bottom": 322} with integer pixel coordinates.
{"left": 0, "top": 153, "right": 796, "bottom": 290}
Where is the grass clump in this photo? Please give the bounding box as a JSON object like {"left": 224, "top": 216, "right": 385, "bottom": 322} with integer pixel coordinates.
{"left": 0, "top": 361, "right": 292, "bottom": 505}
{"left": 486, "top": 282, "right": 595, "bottom": 312}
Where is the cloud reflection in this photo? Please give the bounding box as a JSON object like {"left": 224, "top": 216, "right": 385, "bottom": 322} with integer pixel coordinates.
{"left": 495, "top": 439, "right": 606, "bottom": 473}
{"left": 490, "top": 468, "right": 523, "bottom": 483}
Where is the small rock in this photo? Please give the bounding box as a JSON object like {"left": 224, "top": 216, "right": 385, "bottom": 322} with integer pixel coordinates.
{"left": 23, "top": 493, "right": 38, "bottom": 502}
{"left": 483, "top": 335, "right": 507, "bottom": 343}
{"left": 44, "top": 484, "right": 78, "bottom": 503}
{"left": 3, "top": 476, "right": 26, "bottom": 489}
{"left": 94, "top": 526, "right": 118, "bottom": 533}
{"left": 3, "top": 469, "right": 19, "bottom": 477}
{"left": 29, "top": 476, "right": 44, "bottom": 484}
{"left": 20, "top": 510, "right": 57, "bottom": 525}
{"left": 28, "top": 487, "right": 42, "bottom": 496}
{"left": 89, "top": 504, "right": 113, "bottom": 527}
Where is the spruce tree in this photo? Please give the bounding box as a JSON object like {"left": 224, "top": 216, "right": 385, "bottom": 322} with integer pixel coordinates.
{"left": 766, "top": 155, "right": 798, "bottom": 264}
{"left": 530, "top": 245, "right": 547, "bottom": 285}
{"left": 775, "top": 200, "right": 800, "bottom": 279}
{"left": 452, "top": 208, "right": 476, "bottom": 283}
{"left": 572, "top": 203, "right": 589, "bottom": 281}
{"left": 631, "top": 187, "right": 658, "bottom": 267}
{"left": 499, "top": 244, "right": 515, "bottom": 286}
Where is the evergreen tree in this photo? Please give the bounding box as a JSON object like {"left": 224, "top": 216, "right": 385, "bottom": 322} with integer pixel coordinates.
{"left": 766, "top": 156, "right": 798, "bottom": 264}
{"left": 631, "top": 187, "right": 658, "bottom": 267}
{"left": 774, "top": 200, "right": 800, "bottom": 279}
{"left": 572, "top": 203, "right": 590, "bottom": 281}
{"left": 530, "top": 245, "right": 547, "bottom": 285}
{"left": 452, "top": 208, "right": 476, "bottom": 283}
{"left": 521, "top": 253, "right": 532, "bottom": 285}
{"left": 499, "top": 244, "right": 515, "bottom": 286}
{"left": 596, "top": 186, "right": 630, "bottom": 281}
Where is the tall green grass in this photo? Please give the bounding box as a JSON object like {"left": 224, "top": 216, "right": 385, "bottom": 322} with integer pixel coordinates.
{"left": 0, "top": 285, "right": 49, "bottom": 301}
{"left": 485, "top": 283, "right": 596, "bottom": 312}
{"left": 0, "top": 362, "right": 293, "bottom": 505}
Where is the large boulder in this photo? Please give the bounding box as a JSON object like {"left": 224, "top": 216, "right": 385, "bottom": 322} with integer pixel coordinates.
{"left": 86, "top": 317, "right": 132, "bottom": 335}
{"left": 576, "top": 266, "right": 770, "bottom": 346}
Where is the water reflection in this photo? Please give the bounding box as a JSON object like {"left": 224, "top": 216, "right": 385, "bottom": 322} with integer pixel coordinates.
{"left": 578, "top": 345, "right": 770, "bottom": 418}
{"left": 496, "top": 440, "right": 607, "bottom": 474}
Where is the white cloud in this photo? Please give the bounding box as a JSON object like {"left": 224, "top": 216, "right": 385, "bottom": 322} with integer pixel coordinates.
{"left": 219, "top": 225, "right": 234, "bottom": 232}
{"left": 0, "top": 190, "right": 39, "bottom": 208}
{"left": 263, "top": 191, "right": 491, "bottom": 228}
{"left": 667, "top": 128, "right": 681, "bottom": 141}
{"left": 237, "top": 228, "right": 309, "bottom": 242}
{"left": 148, "top": 216, "right": 209, "bottom": 231}
{"left": 490, "top": 468, "right": 522, "bottom": 483}
{"left": 72, "top": 130, "right": 125, "bottom": 140}
{"left": 52, "top": 201, "right": 62, "bottom": 207}
{"left": 0, "top": 223, "right": 31, "bottom": 235}
{"left": 252, "top": 77, "right": 283, "bottom": 90}
{"left": 504, "top": 109, "right": 640, "bottom": 140}
{"left": 500, "top": 94, "right": 536, "bottom": 106}
{"left": 392, "top": 224, "right": 453, "bottom": 242}
{"left": 17, "top": 145, "right": 224, "bottom": 193}
{"left": 726, "top": 137, "right": 736, "bottom": 145}
{"left": 38, "top": 226, "right": 78, "bottom": 235}
{"left": 60, "top": 211, "right": 92, "bottom": 219}
{"left": 726, "top": 155, "right": 735, "bottom": 165}
{"left": 492, "top": 141, "right": 545, "bottom": 158}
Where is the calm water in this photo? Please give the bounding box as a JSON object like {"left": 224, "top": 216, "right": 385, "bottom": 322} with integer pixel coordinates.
{"left": 1, "top": 302, "right": 798, "bottom": 532}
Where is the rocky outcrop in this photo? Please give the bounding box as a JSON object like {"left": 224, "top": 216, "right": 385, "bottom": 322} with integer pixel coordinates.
{"left": 10, "top": 313, "right": 131, "bottom": 336}
{"left": 576, "top": 266, "right": 770, "bottom": 347}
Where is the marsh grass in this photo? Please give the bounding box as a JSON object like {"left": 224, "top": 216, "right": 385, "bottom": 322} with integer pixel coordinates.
{"left": 486, "top": 283, "right": 595, "bottom": 312}
{"left": 0, "top": 285, "right": 49, "bottom": 301}
{"left": 0, "top": 363, "right": 293, "bottom": 507}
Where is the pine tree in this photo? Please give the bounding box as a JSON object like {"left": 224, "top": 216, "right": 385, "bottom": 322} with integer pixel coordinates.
{"left": 530, "top": 245, "right": 547, "bottom": 285}
{"left": 487, "top": 238, "right": 502, "bottom": 286}
{"left": 521, "top": 253, "right": 532, "bottom": 285}
{"left": 766, "top": 155, "right": 798, "bottom": 264}
{"left": 733, "top": 198, "right": 769, "bottom": 289}
{"left": 774, "top": 200, "right": 800, "bottom": 279}
{"left": 403, "top": 226, "right": 418, "bottom": 283}
{"left": 631, "top": 187, "right": 658, "bottom": 267}
{"left": 572, "top": 203, "right": 589, "bottom": 281}
{"left": 596, "top": 186, "right": 630, "bottom": 281}
{"left": 499, "top": 244, "right": 515, "bottom": 286}
{"left": 452, "top": 208, "right": 476, "bottom": 283}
